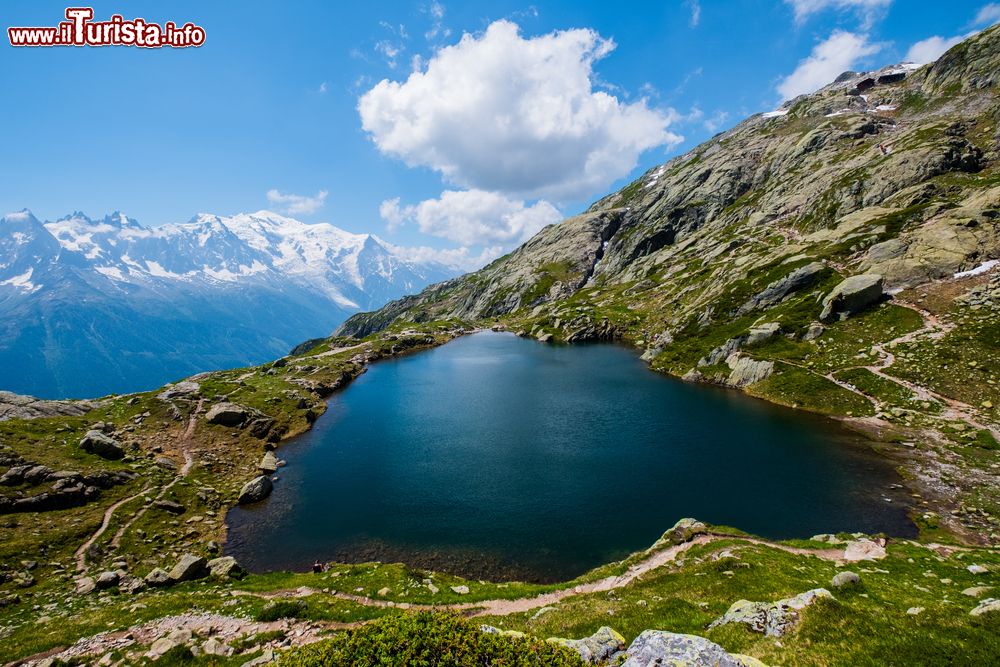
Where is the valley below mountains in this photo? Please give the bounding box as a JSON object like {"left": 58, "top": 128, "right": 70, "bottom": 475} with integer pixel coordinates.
{"left": 0, "top": 209, "right": 456, "bottom": 399}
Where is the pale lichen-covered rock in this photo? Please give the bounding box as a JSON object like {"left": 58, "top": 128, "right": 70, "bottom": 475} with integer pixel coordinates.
{"left": 207, "top": 556, "right": 244, "bottom": 579}
{"left": 205, "top": 402, "right": 250, "bottom": 427}
{"left": 725, "top": 354, "right": 775, "bottom": 388}
{"left": 709, "top": 588, "right": 834, "bottom": 637}
{"left": 745, "top": 322, "right": 781, "bottom": 346}
{"left": 258, "top": 451, "right": 278, "bottom": 474}
{"left": 157, "top": 381, "right": 200, "bottom": 400}
{"left": 654, "top": 518, "right": 708, "bottom": 548}
{"left": 238, "top": 475, "right": 273, "bottom": 504}
{"left": 168, "top": 554, "right": 208, "bottom": 582}
{"left": 970, "top": 598, "right": 1000, "bottom": 617}
{"left": 621, "top": 630, "right": 767, "bottom": 667}
{"left": 820, "top": 274, "right": 884, "bottom": 322}
{"left": 549, "top": 626, "right": 625, "bottom": 664}
{"left": 144, "top": 567, "right": 171, "bottom": 587}
{"left": 843, "top": 538, "right": 887, "bottom": 562}
{"left": 831, "top": 571, "right": 861, "bottom": 588}
{"left": 0, "top": 391, "right": 105, "bottom": 422}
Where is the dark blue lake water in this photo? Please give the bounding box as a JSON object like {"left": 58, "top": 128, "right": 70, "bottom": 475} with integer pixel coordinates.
{"left": 226, "top": 331, "right": 914, "bottom": 582}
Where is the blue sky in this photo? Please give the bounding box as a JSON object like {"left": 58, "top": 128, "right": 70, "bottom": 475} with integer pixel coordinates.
{"left": 2, "top": 0, "right": 998, "bottom": 268}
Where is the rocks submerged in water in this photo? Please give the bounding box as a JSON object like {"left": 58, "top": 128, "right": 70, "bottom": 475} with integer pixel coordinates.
{"left": 709, "top": 588, "right": 834, "bottom": 637}
{"left": 238, "top": 475, "right": 273, "bottom": 504}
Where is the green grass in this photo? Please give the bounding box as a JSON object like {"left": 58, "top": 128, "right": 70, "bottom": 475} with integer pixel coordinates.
{"left": 747, "top": 364, "right": 875, "bottom": 416}
{"left": 833, "top": 368, "right": 918, "bottom": 407}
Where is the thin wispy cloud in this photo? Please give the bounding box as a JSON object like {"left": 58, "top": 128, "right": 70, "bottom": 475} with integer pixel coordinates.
{"left": 265, "top": 189, "right": 328, "bottom": 215}
{"left": 974, "top": 3, "right": 1000, "bottom": 26}
{"left": 686, "top": 0, "right": 702, "bottom": 27}
{"left": 784, "top": 0, "right": 892, "bottom": 28}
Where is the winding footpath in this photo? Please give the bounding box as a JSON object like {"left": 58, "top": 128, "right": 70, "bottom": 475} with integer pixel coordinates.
{"left": 75, "top": 399, "right": 203, "bottom": 573}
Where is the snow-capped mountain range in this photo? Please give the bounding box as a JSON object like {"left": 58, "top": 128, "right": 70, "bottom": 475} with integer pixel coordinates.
{"left": 0, "top": 209, "right": 458, "bottom": 398}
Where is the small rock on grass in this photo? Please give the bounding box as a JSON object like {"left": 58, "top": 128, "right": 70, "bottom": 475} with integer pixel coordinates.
{"left": 831, "top": 571, "right": 860, "bottom": 588}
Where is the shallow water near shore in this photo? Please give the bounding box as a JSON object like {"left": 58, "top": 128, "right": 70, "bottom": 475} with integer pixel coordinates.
{"left": 226, "top": 331, "right": 915, "bottom": 583}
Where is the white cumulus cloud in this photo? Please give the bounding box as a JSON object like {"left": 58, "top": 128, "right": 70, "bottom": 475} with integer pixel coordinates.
{"left": 777, "top": 31, "right": 882, "bottom": 100}
{"left": 265, "top": 189, "right": 328, "bottom": 215}
{"left": 358, "top": 20, "right": 681, "bottom": 202}
{"left": 380, "top": 190, "right": 562, "bottom": 247}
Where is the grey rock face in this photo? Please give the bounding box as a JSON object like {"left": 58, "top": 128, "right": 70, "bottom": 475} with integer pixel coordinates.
{"left": 739, "top": 262, "right": 826, "bottom": 315}
{"left": 207, "top": 556, "right": 245, "bottom": 579}
{"left": 144, "top": 568, "right": 171, "bottom": 587}
{"left": 820, "top": 274, "right": 884, "bottom": 322}
{"left": 158, "top": 381, "right": 201, "bottom": 400}
{"left": 621, "top": 630, "right": 758, "bottom": 667}
{"left": 0, "top": 391, "right": 104, "bottom": 422}
{"left": 153, "top": 500, "right": 186, "bottom": 515}
{"left": 259, "top": 452, "right": 279, "bottom": 474}
{"left": 79, "top": 430, "right": 125, "bottom": 460}
{"left": 205, "top": 402, "right": 249, "bottom": 427}
{"left": 238, "top": 475, "right": 273, "bottom": 504}
{"left": 168, "top": 554, "right": 208, "bottom": 582}
{"left": 709, "top": 588, "right": 834, "bottom": 637}
{"left": 95, "top": 571, "right": 120, "bottom": 589}
{"left": 726, "top": 354, "right": 775, "bottom": 388}
{"left": 550, "top": 626, "right": 626, "bottom": 664}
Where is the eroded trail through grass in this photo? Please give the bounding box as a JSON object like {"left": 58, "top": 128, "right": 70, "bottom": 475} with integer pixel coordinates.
{"left": 75, "top": 399, "right": 204, "bottom": 572}
{"left": 235, "top": 533, "right": 850, "bottom": 617}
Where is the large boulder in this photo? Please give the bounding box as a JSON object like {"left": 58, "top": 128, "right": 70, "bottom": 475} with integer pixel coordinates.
{"left": 726, "top": 354, "right": 775, "bottom": 388}
{"left": 205, "top": 402, "right": 249, "bottom": 427}
{"left": 95, "top": 570, "right": 120, "bottom": 589}
{"left": 843, "top": 538, "right": 887, "bottom": 562}
{"left": 819, "top": 274, "right": 884, "bottom": 322}
{"left": 654, "top": 518, "right": 708, "bottom": 548}
{"left": 144, "top": 567, "right": 172, "bottom": 587}
{"left": 168, "top": 554, "right": 209, "bottom": 582}
{"left": 550, "top": 627, "right": 625, "bottom": 664}
{"left": 709, "top": 588, "right": 833, "bottom": 637}
{"left": 207, "top": 556, "right": 245, "bottom": 579}
{"left": 238, "top": 475, "right": 273, "bottom": 504}
{"left": 621, "top": 630, "right": 766, "bottom": 667}
{"left": 79, "top": 430, "right": 125, "bottom": 460}
{"left": 157, "top": 381, "right": 200, "bottom": 400}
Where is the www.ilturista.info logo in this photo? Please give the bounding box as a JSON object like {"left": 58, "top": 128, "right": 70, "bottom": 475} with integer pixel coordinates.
{"left": 8, "top": 7, "right": 205, "bottom": 48}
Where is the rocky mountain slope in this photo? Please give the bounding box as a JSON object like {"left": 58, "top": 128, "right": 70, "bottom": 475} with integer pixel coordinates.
{"left": 1, "top": 25, "right": 1000, "bottom": 667}
{"left": 0, "top": 210, "right": 455, "bottom": 398}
